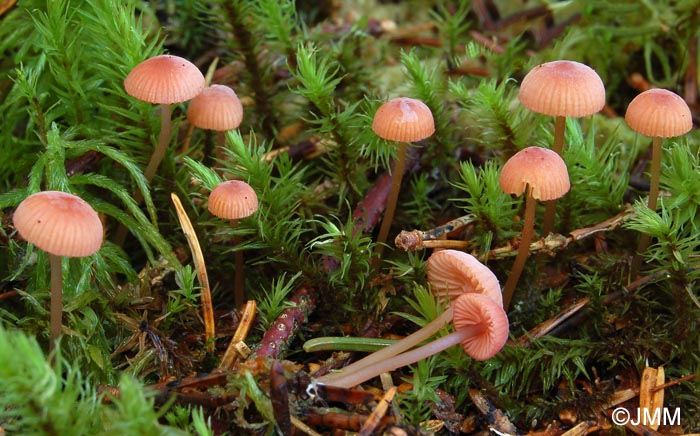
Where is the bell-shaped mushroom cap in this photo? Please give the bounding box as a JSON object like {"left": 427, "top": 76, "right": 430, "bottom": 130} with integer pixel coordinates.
{"left": 124, "top": 55, "right": 205, "bottom": 104}
{"left": 426, "top": 250, "right": 502, "bottom": 307}
{"left": 519, "top": 60, "right": 606, "bottom": 118}
{"left": 452, "top": 293, "right": 509, "bottom": 361}
{"left": 625, "top": 88, "right": 692, "bottom": 138}
{"left": 372, "top": 97, "right": 435, "bottom": 142}
{"left": 499, "top": 146, "right": 570, "bottom": 201}
{"left": 187, "top": 84, "right": 244, "bottom": 131}
{"left": 208, "top": 180, "right": 259, "bottom": 220}
{"left": 13, "top": 191, "right": 103, "bottom": 257}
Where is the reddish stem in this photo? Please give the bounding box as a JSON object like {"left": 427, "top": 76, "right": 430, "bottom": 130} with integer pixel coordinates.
{"left": 502, "top": 192, "right": 536, "bottom": 310}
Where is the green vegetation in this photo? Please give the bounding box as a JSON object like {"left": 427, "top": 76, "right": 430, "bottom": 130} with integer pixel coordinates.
{"left": 1, "top": 0, "right": 699, "bottom": 434}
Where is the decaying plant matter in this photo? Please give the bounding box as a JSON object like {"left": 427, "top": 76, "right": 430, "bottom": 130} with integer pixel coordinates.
{"left": 1, "top": 0, "right": 700, "bottom": 434}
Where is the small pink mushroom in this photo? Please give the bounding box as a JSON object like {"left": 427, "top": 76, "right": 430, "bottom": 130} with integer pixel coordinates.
{"left": 323, "top": 293, "right": 509, "bottom": 388}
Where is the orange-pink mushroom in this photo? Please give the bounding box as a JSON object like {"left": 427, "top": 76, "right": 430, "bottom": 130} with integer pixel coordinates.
{"left": 499, "top": 147, "right": 570, "bottom": 309}
{"left": 319, "top": 250, "right": 502, "bottom": 388}
{"left": 371, "top": 97, "right": 434, "bottom": 264}
{"left": 13, "top": 191, "right": 103, "bottom": 349}
{"left": 320, "top": 293, "right": 508, "bottom": 388}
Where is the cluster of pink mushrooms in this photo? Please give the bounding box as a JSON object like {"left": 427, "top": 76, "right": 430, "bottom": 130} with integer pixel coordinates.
{"left": 10, "top": 55, "right": 692, "bottom": 374}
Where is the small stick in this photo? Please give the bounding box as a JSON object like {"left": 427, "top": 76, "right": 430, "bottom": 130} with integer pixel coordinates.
{"left": 395, "top": 207, "right": 632, "bottom": 255}
{"left": 171, "top": 193, "right": 216, "bottom": 351}
{"left": 359, "top": 386, "right": 396, "bottom": 436}
{"left": 291, "top": 416, "right": 323, "bottom": 436}
{"left": 220, "top": 300, "right": 257, "bottom": 369}
{"left": 649, "top": 373, "right": 696, "bottom": 393}
{"left": 394, "top": 214, "right": 476, "bottom": 251}
{"left": 517, "top": 297, "right": 590, "bottom": 347}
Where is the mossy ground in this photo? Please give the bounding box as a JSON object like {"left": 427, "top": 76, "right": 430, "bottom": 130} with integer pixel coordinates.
{"left": 1, "top": 0, "right": 699, "bottom": 435}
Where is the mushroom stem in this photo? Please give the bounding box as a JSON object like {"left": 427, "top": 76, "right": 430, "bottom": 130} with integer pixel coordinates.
{"left": 231, "top": 218, "right": 245, "bottom": 308}
{"left": 646, "top": 136, "right": 663, "bottom": 213}
{"left": 144, "top": 103, "right": 173, "bottom": 183}
{"left": 374, "top": 142, "right": 408, "bottom": 266}
{"left": 114, "top": 104, "right": 175, "bottom": 247}
{"left": 502, "top": 190, "right": 537, "bottom": 310}
{"left": 318, "top": 307, "right": 453, "bottom": 386}
{"left": 542, "top": 115, "right": 566, "bottom": 235}
{"left": 49, "top": 254, "right": 63, "bottom": 350}
{"left": 324, "top": 325, "right": 480, "bottom": 388}
{"left": 632, "top": 136, "right": 663, "bottom": 274}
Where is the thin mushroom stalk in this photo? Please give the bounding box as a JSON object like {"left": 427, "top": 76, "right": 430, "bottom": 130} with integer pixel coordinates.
{"left": 632, "top": 136, "right": 662, "bottom": 273}
{"left": 318, "top": 308, "right": 453, "bottom": 386}
{"left": 322, "top": 293, "right": 508, "bottom": 388}
{"left": 541, "top": 115, "right": 566, "bottom": 235}
{"left": 143, "top": 104, "right": 173, "bottom": 183}
{"left": 327, "top": 325, "right": 482, "bottom": 389}
{"left": 374, "top": 141, "right": 408, "bottom": 260}
{"left": 49, "top": 254, "right": 63, "bottom": 349}
{"left": 501, "top": 190, "right": 536, "bottom": 309}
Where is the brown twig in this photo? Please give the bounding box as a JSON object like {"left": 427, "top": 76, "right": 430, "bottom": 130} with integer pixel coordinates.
{"left": 395, "top": 214, "right": 475, "bottom": 252}
{"left": 649, "top": 373, "right": 696, "bottom": 393}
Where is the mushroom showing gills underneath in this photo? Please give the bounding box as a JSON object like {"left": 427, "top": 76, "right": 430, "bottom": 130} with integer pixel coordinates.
{"left": 371, "top": 97, "right": 434, "bottom": 265}
{"left": 208, "top": 180, "right": 259, "bottom": 308}
{"left": 13, "top": 191, "right": 103, "bottom": 349}
{"left": 625, "top": 88, "right": 692, "bottom": 274}
{"left": 187, "top": 84, "right": 244, "bottom": 132}
{"left": 519, "top": 60, "right": 605, "bottom": 235}
{"left": 319, "top": 249, "right": 502, "bottom": 388}
{"left": 499, "top": 146, "right": 570, "bottom": 309}
{"left": 321, "top": 293, "right": 509, "bottom": 388}
{"left": 124, "top": 54, "right": 205, "bottom": 183}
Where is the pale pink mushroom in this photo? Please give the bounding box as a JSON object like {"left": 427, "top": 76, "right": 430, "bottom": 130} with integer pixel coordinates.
{"left": 322, "top": 293, "right": 508, "bottom": 388}
{"left": 319, "top": 252, "right": 503, "bottom": 388}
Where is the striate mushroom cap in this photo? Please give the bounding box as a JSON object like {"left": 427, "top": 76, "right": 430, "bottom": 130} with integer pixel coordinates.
{"left": 452, "top": 293, "right": 509, "bottom": 361}
{"left": 426, "top": 250, "right": 502, "bottom": 307}
{"left": 499, "top": 146, "right": 570, "bottom": 201}
{"left": 187, "top": 84, "right": 244, "bottom": 131}
{"left": 13, "top": 191, "right": 103, "bottom": 257}
{"left": 625, "top": 88, "right": 692, "bottom": 138}
{"left": 124, "top": 55, "right": 205, "bottom": 104}
{"left": 519, "top": 60, "right": 606, "bottom": 118}
{"left": 372, "top": 97, "right": 435, "bottom": 142}
{"left": 208, "top": 180, "right": 259, "bottom": 220}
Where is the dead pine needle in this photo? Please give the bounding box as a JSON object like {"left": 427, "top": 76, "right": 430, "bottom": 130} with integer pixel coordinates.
{"left": 219, "top": 300, "right": 257, "bottom": 369}
{"left": 171, "top": 193, "right": 216, "bottom": 352}
{"left": 359, "top": 386, "right": 397, "bottom": 436}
